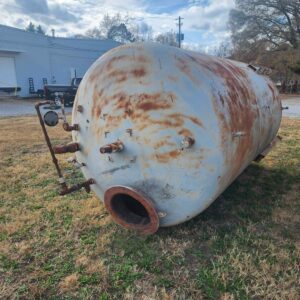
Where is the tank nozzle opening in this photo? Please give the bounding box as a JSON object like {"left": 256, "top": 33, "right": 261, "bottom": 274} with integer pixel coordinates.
{"left": 104, "top": 186, "right": 159, "bottom": 234}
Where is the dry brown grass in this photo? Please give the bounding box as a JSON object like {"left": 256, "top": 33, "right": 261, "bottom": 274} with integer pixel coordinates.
{"left": 0, "top": 116, "right": 299, "bottom": 299}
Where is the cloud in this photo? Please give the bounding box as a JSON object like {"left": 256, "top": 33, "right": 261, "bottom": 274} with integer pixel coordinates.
{"left": 13, "top": 0, "right": 77, "bottom": 22}
{"left": 49, "top": 4, "right": 77, "bottom": 22}
{"left": 0, "top": 0, "right": 235, "bottom": 53}
{"left": 15, "top": 0, "right": 49, "bottom": 15}
{"left": 191, "top": 22, "right": 210, "bottom": 30}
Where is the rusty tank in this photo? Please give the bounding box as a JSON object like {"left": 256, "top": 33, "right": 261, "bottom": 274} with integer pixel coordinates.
{"left": 69, "top": 42, "right": 282, "bottom": 234}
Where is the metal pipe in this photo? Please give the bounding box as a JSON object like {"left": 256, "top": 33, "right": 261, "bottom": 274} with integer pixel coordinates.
{"left": 35, "top": 101, "right": 67, "bottom": 190}
{"left": 100, "top": 141, "right": 124, "bottom": 154}
{"left": 36, "top": 101, "right": 94, "bottom": 196}
{"left": 53, "top": 142, "right": 80, "bottom": 154}
{"left": 60, "top": 178, "right": 95, "bottom": 195}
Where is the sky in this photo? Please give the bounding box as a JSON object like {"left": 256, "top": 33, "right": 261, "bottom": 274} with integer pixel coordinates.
{"left": 0, "top": 0, "right": 235, "bottom": 53}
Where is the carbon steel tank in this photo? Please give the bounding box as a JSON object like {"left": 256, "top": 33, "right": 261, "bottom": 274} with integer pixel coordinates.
{"left": 71, "top": 42, "right": 282, "bottom": 234}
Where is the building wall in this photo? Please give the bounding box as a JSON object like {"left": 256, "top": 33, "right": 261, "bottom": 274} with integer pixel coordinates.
{"left": 0, "top": 25, "right": 120, "bottom": 97}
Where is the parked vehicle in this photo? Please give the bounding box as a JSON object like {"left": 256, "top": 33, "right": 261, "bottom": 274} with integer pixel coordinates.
{"left": 44, "top": 78, "right": 82, "bottom": 106}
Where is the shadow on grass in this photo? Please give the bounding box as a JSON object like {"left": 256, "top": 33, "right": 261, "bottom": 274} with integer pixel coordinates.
{"left": 101, "top": 162, "right": 298, "bottom": 298}
{"left": 110, "top": 162, "right": 295, "bottom": 240}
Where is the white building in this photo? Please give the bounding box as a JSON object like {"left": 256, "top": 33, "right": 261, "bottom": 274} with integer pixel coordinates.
{"left": 0, "top": 24, "right": 120, "bottom": 97}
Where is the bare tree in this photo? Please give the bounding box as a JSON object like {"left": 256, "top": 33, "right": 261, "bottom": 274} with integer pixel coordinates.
{"left": 290, "top": 60, "right": 300, "bottom": 75}
{"left": 85, "top": 13, "right": 136, "bottom": 42}
{"left": 135, "top": 22, "right": 153, "bottom": 41}
{"left": 85, "top": 28, "right": 102, "bottom": 39}
{"left": 229, "top": 0, "right": 300, "bottom": 82}
{"left": 213, "top": 40, "right": 233, "bottom": 58}
{"left": 229, "top": 0, "right": 300, "bottom": 50}
{"left": 154, "top": 31, "right": 177, "bottom": 46}
{"left": 107, "top": 23, "right": 135, "bottom": 43}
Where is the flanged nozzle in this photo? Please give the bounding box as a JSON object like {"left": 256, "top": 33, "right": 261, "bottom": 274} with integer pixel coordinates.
{"left": 104, "top": 186, "right": 159, "bottom": 234}
{"left": 100, "top": 141, "right": 124, "bottom": 154}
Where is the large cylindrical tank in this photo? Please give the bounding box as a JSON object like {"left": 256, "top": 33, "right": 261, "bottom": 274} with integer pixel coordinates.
{"left": 72, "top": 43, "right": 282, "bottom": 234}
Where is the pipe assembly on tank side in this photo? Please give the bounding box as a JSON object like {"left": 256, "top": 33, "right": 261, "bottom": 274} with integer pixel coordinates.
{"left": 37, "top": 43, "right": 282, "bottom": 234}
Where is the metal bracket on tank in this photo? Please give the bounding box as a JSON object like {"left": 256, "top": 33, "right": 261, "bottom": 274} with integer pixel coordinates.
{"left": 35, "top": 100, "right": 94, "bottom": 196}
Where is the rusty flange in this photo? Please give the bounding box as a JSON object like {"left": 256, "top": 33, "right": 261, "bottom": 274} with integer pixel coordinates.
{"left": 104, "top": 186, "right": 159, "bottom": 234}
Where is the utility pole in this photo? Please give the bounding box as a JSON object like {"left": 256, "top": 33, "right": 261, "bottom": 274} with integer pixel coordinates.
{"left": 176, "top": 16, "right": 183, "bottom": 48}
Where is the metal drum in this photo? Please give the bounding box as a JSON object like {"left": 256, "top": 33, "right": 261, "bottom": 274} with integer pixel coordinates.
{"left": 71, "top": 43, "right": 282, "bottom": 234}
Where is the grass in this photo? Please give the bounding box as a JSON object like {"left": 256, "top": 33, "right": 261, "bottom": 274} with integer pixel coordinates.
{"left": 0, "top": 115, "right": 299, "bottom": 299}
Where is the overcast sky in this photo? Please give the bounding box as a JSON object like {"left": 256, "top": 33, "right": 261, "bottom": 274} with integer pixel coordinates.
{"left": 0, "top": 0, "right": 235, "bottom": 52}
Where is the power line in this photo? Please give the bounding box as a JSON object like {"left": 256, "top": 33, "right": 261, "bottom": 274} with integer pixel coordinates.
{"left": 176, "top": 16, "right": 184, "bottom": 48}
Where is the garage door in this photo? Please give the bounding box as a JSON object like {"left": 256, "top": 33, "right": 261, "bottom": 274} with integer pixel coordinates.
{"left": 0, "top": 57, "right": 17, "bottom": 88}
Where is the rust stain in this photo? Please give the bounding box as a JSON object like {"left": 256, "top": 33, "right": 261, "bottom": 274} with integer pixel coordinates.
{"left": 136, "top": 55, "right": 151, "bottom": 63}
{"left": 178, "top": 128, "right": 193, "bottom": 137}
{"left": 267, "top": 82, "right": 276, "bottom": 100}
{"left": 106, "top": 68, "right": 147, "bottom": 82}
{"left": 91, "top": 89, "right": 104, "bottom": 119}
{"left": 108, "top": 70, "right": 128, "bottom": 82}
{"left": 107, "top": 54, "right": 150, "bottom": 67}
{"left": 136, "top": 101, "right": 170, "bottom": 111}
{"left": 175, "top": 56, "right": 199, "bottom": 84}
{"left": 152, "top": 114, "right": 185, "bottom": 128}
{"left": 188, "top": 116, "right": 203, "bottom": 127}
{"left": 205, "top": 56, "right": 258, "bottom": 182}
{"left": 136, "top": 93, "right": 172, "bottom": 111}
{"left": 153, "top": 139, "right": 177, "bottom": 149}
{"left": 131, "top": 68, "right": 146, "bottom": 78}
{"left": 114, "top": 92, "right": 175, "bottom": 113}
{"left": 155, "top": 149, "right": 181, "bottom": 163}
{"left": 106, "top": 55, "right": 128, "bottom": 70}
{"left": 94, "top": 107, "right": 101, "bottom": 119}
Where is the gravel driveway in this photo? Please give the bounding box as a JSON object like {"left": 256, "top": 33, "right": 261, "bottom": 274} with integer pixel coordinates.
{"left": 0, "top": 98, "right": 72, "bottom": 117}
{"left": 281, "top": 95, "right": 300, "bottom": 118}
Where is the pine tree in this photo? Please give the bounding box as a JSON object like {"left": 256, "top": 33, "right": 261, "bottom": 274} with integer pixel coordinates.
{"left": 25, "top": 22, "right": 35, "bottom": 33}
{"left": 36, "top": 25, "right": 45, "bottom": 35}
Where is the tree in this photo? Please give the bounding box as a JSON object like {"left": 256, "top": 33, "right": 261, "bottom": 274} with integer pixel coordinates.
{"left": 82, "top": 13, "right": 154, "bottom": 42}
{"left": 229, "top": 0, "right": 300, "bottom": 50}
{"left": 25, "top": 22, "right": 45, "bottom": 35}
{"left": 107, "top": 23, "right": 135, "bottom": 43}
{"left": 85, "top": 28, "right": 102, "bottom": 39}
{"left": 229, "top": 0, "right": 300, "bottom": 82}
{"left": 26, "top": 22, "right": 35, "bottom": 33}
{"left": 213, "top": 40, "right": 233, "bottom": 58}
{"left": 135, "top": 22, "right": 153, "bottom": 42}
{"left": 290, "top": 60, "right": 300, "bottom": 75}
{"left": 85, "top": 13, "right": 136, "bottom": 42}
{"left": 100, "top": 13, "right": 127, "bottom": 38}
{"left": 154, "top": 31, "right": 177, "bottom": 46}
{"left": 36, "top": 25, "right": 45, "bottom": 35}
